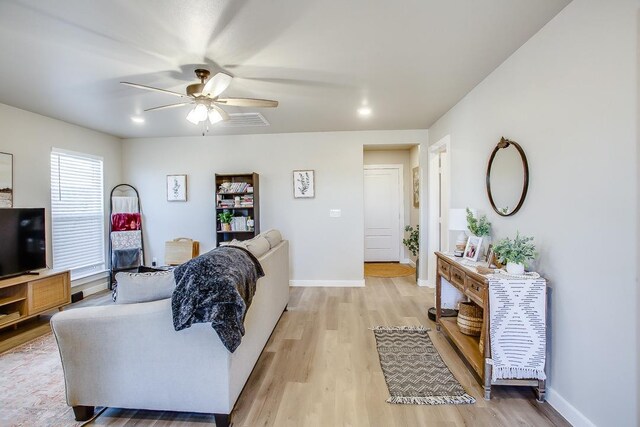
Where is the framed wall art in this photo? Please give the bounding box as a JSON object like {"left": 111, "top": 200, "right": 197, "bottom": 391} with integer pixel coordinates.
{"left": 412, "top": 166, "right": 419, "bottom": 207}
{"left": 293, "top": 170, "right": 315, "bottom": 198}
{"left": 167, "top": 174, "right": 187, "bottom": 202}
{"left": 0, "top": 152, "right": 13, "bottom": 208}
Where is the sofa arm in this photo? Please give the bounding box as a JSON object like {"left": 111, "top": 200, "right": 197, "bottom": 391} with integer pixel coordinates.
{"left": 51, "top": 298, "right": 234, "bottom": 413}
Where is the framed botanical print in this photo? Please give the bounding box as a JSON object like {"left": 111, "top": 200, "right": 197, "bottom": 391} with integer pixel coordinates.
{"left": 167, "top": 174, "right": 187, "bottom": 202}
{"left": 412, "top": 166, "right": 419, "bottom": 207}
{"left": 293, "top": 170, "right": 315, "bottom": 198}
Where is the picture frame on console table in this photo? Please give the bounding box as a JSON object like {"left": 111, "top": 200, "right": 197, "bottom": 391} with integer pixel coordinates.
{"left": 167, "top": 174, "right": 187, "bottom": 202}
{"left": 464, "top": 235, "right": 482, "bottom": 262}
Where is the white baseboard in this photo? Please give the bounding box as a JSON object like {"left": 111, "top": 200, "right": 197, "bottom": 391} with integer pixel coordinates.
{"left": 546, "top": 387, "right": 595, "bottom": 427}
{"left": 402, "top": 258, "right": 416, "bottom": 268}
{"left": 289, "top": 280, "right": 365, "bottom": 287}
{"left": 418, "top": 279, "right": 434, "bottom": 288}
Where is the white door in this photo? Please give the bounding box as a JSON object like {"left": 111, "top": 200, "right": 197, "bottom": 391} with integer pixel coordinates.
{"left": 364, "top": 167, "right": 401, "bottom": 262}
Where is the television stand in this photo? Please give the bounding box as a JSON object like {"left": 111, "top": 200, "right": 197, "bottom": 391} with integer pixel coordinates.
{"left": 0, "top": 270, "right": 70, "bottom": 330}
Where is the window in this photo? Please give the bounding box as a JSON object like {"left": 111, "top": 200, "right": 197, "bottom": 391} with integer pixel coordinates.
{"left": 50, "top": 149, "right": 105, "bottom": 279}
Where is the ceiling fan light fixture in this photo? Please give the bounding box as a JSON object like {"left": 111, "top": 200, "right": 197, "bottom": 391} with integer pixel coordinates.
{"left": 186, "top": 104, "right": 209, "bottom": 124}
{"left": 208, "top": 108, "right": 223, "bottom": 125}
{"left": 358, "top": 106, "right": 372, "bottom": 117}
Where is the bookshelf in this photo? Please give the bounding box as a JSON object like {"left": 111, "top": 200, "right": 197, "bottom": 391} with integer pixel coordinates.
{"left": 215, "top": 173, "right": 260, "bottom": 246}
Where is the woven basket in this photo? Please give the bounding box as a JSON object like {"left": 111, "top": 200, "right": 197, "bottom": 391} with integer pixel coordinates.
{"left": 457, "top": 301, "right": 483, "bottom": 337}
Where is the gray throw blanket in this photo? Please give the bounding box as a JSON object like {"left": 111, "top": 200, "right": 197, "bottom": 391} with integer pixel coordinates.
{"left": 171, "top": 246, "right": 264, "bottom": 352}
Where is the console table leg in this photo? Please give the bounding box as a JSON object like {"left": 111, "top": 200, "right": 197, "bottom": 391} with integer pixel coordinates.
{"left": 483, "top": 360, "right": 492, "bottom": 400}
{"left": 536, "top": 379, "right": 546, "bottom": 402}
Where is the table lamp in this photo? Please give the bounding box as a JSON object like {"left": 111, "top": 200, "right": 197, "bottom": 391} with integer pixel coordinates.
{"left": 449, "top": 208, "right": 473, "bottom": 256}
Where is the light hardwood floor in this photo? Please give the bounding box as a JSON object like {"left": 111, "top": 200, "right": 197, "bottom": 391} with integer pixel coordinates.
{"left": 2, "top": 276, "right": 569, "bottom": 426}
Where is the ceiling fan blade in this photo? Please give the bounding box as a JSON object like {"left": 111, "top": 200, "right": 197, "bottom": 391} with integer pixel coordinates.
{"left": 211, "top": 104, "right": 230, "bottom": 121}
{"left": 121, "top": 82, "right": 187, "bottom": 98}
{"left": 203, "top": 72, "right": 233, "bottom": 98}
{"left": 144, "top": 102, "right": 191, "bottom": 112}
{"left": 215, "top": 97, "right": 278, "bottom": 108}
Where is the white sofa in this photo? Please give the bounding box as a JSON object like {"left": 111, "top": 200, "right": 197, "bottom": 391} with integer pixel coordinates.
{"left": 52, "top": 238, "right": 289, "bottom": 427}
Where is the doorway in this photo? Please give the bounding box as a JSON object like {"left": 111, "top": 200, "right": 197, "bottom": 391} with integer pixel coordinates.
{"left": 364, "top": 165, "right": 403, "bottom": 262}
{"left": 427, "top": 136, "right": 450, "bottom": 286}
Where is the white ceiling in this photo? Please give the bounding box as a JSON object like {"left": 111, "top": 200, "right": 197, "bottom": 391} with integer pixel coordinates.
{"left": 0, "top": 0, "right": 570, "bottom": 138}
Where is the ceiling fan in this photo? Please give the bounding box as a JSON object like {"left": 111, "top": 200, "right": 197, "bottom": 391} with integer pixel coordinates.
{"left": 121, "top": 69, "right": 278, "bottom": 126}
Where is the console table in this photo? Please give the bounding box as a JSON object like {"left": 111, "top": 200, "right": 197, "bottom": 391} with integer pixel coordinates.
{"left": 0, "top": 270, "right": 71, "bottom": 330}
{"left": 435, "top": 252, "right": 545, "bottom": 401}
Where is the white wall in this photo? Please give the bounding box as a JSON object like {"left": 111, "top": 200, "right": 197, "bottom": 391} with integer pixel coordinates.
{"left": 0, "top": 103, "right": 122, "bottom": 287}
{"left": 363, "top": 149, "right": 414, "bottom": 262}
{"left": 122, "top": 130, "right": 427, "bottom": 284}
{"left": 428, "top": 0, "right": 637, "bottom": 425}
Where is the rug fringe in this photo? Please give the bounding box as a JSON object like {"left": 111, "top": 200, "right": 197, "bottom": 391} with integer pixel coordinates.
{"left": 386, "top": 394, "right": 476, "bottom": 405}
{"left": 370, "top": 326, "right": 430, "bottom": 332}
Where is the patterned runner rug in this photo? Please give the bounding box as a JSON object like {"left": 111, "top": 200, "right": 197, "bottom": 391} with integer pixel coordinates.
{"left": 372, "top": 326, "right": 476, "bottom": 405}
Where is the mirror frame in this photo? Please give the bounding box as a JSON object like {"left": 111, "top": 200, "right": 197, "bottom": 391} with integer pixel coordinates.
{"left": 486, "top": 137, "right": 529, "bottom": 217}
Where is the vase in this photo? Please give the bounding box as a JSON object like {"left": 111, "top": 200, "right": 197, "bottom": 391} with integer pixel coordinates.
{"left": 506, "top": 262, "right": 525, "bottom": 275}
{"left": 222, "top": 223, "right": 231, "bottom": 232}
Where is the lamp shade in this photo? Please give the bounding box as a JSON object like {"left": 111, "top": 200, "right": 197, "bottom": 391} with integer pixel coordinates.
{"left": 449, "top": 208, "right": 473, "bottom": 231}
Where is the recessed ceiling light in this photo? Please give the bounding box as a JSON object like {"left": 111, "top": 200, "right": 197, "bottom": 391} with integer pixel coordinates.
{"left": 131, "top": 116, "right": 145, "bottom": 124}
{"left": 358, "top": 107, "right": 372, "bottom": 117}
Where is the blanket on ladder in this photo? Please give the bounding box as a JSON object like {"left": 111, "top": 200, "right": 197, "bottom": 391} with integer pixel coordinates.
{"left": 171, "top": 246, "right": 264, "bottom": 352}
{"left": 488, "top": 276, "right": 546, "bottom": 382}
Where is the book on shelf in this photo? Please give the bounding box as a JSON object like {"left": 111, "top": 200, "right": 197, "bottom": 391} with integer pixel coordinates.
{"left": 218, "top": 182, "right": 251, "bottom": 194}
{"left": 230, "top": 216, "right": 248, "bottom": 231}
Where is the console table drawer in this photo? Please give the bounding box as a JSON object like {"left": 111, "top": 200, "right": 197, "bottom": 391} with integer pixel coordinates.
{"left": 465, "top": 277, "right": 486, "bottom": 305}
{"left": 438, "top": 259, "right": 451, "bottom": 280}
{"left": 450, "top": 266, "right": 466, "bottom": 290}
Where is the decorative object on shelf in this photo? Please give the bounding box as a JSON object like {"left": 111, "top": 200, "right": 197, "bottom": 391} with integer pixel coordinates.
{"left": 492, "top": 232, "right": 536, "bottom": 275}
{"left": 463, "top": 235, "right": 483, "bottom": 262}
{"left": 246, "top": 216, "right": 255, "bottom": 231}
{"left": 427, "top": 307, "right": 457, "bottom": 322}
{"left": 457, "top": 301, "right": 483, "bottom": 337}
{"left": 486, "top": 137, "right": 529, "bottom": 217}
{"left": 412, "top": 166, "right": 420, "bottom": 207}
{"left": 0, "top": 152, "right": 13, "bottom": 208}
{"left": 448, "top": 208, "right": 469, "bottom": 257}
{"left": 167, "top": 174, "right": 187, "bottom": 202}
{"left": 218, "top": 211, "right": 233, "bottom": 231}
{"left": 293, "top": 170, "right": 315, "bottom": 198}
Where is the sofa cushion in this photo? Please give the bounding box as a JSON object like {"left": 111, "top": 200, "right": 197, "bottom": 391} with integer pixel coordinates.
{"left": 243, "top": 235, "right": 271, "bottom": 258}
{"left": 262, "top": 229, "right": 282, "bottom": 248}
{"left": 114, "top": 270, "right": 176, "bottom": 304}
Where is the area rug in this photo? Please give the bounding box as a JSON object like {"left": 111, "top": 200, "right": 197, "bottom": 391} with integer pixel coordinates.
{"left": 364, "top": 263, "right": 415, "bottom": 278}
{"left": 0, "top": 332, "right": 104, "bottom": 426}
{"left": 372, "top": 326, "right": 476, "bottom": 405}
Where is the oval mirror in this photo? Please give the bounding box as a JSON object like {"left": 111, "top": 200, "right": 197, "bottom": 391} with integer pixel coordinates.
{"left": 486, "top": 137, "right": 529, "bottom": 216}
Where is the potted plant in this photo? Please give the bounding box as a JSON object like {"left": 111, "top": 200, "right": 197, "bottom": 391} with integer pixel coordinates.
{"left": 466, "top": 208, "right": 491, "bottom": 237}
{"left": 218, "top": 211, "right": 233, "bottom": 232}
{"left": 402, "top": 225, "right": 419, "bottom": 281}
{"left": 492, "top": 232, "right": 537, "bottom": 275}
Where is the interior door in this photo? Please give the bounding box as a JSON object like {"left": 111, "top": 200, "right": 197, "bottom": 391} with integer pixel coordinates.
{"left": 364, "top": 167, "right": 401, "bottom": 262}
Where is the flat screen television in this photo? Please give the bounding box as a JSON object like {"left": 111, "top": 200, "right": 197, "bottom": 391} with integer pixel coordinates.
{"left": 0, "top": 208, "right": 46, "bottom": 279}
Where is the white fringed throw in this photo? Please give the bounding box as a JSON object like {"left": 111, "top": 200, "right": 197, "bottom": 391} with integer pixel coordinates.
{"left": 488, "top": 276, "right": 546, "bottom": 382}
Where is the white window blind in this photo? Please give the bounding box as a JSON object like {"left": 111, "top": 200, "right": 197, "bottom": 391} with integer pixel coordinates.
{"left": 50, "top": 149, "right": 105, "bottom": 279}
